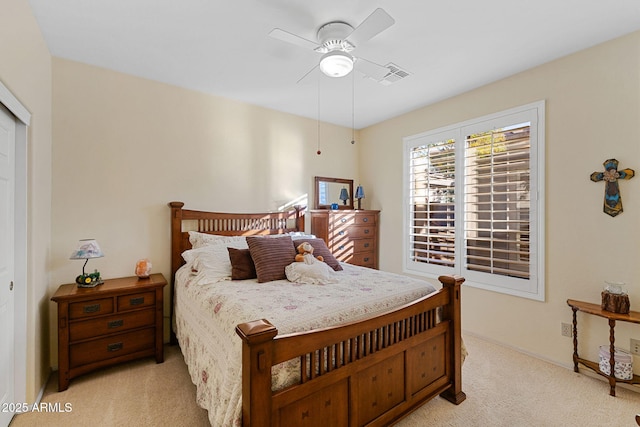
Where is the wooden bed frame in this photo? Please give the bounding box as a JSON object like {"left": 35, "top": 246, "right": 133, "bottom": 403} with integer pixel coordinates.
{"left": 169, "top": 201, "right": 465, "bottom": 427}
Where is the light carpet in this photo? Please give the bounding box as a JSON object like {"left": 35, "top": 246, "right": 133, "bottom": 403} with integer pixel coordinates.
{"left": 10, "top": 335, "right": 640, "bottom": 426}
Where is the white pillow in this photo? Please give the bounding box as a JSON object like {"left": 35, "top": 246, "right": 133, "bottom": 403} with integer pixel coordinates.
{"left": 182, "top": 239, "right": 248, "bottom": 282}
{"left": 188, "top": 231, "right": 247, "bottom": 249}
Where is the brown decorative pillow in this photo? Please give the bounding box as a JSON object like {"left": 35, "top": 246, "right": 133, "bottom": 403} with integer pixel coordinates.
{"left": 246, "top": 236, "right": 297, "bottom": 283}
{"left": 227, "top": 247, "right": 256, "bottom": 280}
{"left": 292, "top": 238, "right": 343, "bottom": 271}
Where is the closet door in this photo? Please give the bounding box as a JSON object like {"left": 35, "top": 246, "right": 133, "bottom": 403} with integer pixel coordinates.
{"left": 0, "top": 103, "right": 16, "bottom": 427}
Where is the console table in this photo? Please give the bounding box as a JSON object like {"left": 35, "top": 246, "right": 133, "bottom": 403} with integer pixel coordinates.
{"left": 567, "top": 299, "right": 640, "bottom": 396}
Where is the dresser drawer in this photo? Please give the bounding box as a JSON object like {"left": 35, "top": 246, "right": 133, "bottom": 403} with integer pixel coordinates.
{"left": 69, "top": 328, "right": 155, "bottom": 368}
{"left": 351, "top": 252, "right": 375, "bottom": 267}
{"left": 354, "top": 213, "right": 377, "bottom": 225}
{"left": 352, "top": 238, "right": 375, "bottom": 253}
{"left": 333, "top": 213, "right": 356, "bottom": 227}
{"left": 345, "top": 226, "right": 376, "bottom": 239}
{"left": 69, "top": 308, "right": 155, "bottom": 342}
{"left": 333, "top": 226, "right": 375, "bottom": 240}
{"left": 333, "top": 238, "right": 375, "bottom": 254}
{"left": 69, "top": 298, "right": 114, "bottom": 320}
{"left": 117, "top": 291, "right": 155, "bottom": 311}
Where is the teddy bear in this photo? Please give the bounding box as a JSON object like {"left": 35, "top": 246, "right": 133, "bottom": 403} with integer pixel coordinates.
{"left": 295, "top": 241, "right": 324, "bottom": 264}
{"left": 286, "top": 241, "right": 337, "bottom": 285}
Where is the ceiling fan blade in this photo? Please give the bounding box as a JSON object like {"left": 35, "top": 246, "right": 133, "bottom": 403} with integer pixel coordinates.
{"left": 354, "top": 57, "right": 390, "bottom": 81}
{"left": 269, "top": 28, "right": 319, "bottom": 51}
{"left": 296, "top": 65, "right": 320, "bottom": 85}
{"left": 346, "top": 8, "right": 395, "bottom": 47}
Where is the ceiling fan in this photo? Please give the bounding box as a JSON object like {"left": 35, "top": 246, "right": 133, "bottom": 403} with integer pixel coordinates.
{"left": 269, "top": 8, "right": 395, "bottom": 83}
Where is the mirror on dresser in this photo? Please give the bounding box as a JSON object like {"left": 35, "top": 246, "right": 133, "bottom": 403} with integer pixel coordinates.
{"left": 314, "top": 176, "right": 354, "bottom": 210}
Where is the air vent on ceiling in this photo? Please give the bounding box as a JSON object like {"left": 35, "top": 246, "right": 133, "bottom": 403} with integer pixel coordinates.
{"left": 379, "top": 63, "right": 410, "bottom": 85}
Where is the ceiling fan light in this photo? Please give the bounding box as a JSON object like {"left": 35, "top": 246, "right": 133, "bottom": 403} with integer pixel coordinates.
{"left": 319, "top": 51, "right": 354, "bottom": 77}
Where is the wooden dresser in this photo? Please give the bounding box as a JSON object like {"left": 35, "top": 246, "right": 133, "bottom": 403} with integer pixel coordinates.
{"left": 310, "top": 210, "right": 380, "bottom": 269}
{"left": 51, "top": 273, "right": 167, "bottom": 391}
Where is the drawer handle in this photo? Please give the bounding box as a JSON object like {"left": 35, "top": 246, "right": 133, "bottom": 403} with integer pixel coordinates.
{"left": 363, "top": 218, "right": 369, "bottom": 222}
{"left": 364, "top": 257, "right": 370, "bottom": 262}
{"left": 338, "top": 245, "right": 345, "bottom": 250}
{"left": 130, "top": 297, "right": 145, "bottom": 306}
{"left": 108, "top": 319, "right": 124, "bottom": 329}
{"left": 83, "top": 304, "right": 100, "bottom": 314}
{"left": 364, "top": 243, "right": 370, "bottom": 248}
{"left": 107, "top": 342, "right": 123, "bottom": 352}
{"left": 364, "top": 229, "right": 370, "bottom": 234}
{"left": 341, "top": 218, "right": 347, "bottom": 223}
{"left": 338, "top": 231, "right": 344, "bottom": 236}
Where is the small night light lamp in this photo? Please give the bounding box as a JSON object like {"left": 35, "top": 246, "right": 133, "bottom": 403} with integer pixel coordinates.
{"left": 70, "top": 239, "right": 104, "bottom": 287}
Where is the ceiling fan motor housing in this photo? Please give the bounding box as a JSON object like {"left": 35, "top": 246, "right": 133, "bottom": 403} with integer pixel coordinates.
{"left": 316, "top": 21, "right": 355, "bottom": 52}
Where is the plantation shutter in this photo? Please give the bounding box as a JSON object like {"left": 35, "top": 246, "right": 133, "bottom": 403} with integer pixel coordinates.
{"left": 463, "top": 123, "right": 531, "bottom": 279}
{"left": 408, "top": 137, "right": 456, "bottom": 268}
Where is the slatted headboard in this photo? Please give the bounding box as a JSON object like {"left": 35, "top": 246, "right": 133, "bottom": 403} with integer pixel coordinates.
{"left": 168, "top": 201, "right": 305, "bottom": 342}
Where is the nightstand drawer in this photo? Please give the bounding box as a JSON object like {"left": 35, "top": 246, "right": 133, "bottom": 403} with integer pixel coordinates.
{"left": 69, "top": 308, "right": 155, "bottom": 341}
{"left": 69, "top": 328, "right": 155, "bottom": 368}
{"left": 69, "top": 298, "right": 114, "bottom": 320}
{"left": 351, "top": 252, "right": 375, "bottom": 267}
{"left": 117, "top": 291, "right": 155, "bottom": 311}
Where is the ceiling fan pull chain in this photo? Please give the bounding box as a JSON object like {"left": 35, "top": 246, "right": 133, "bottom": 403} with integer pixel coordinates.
{"left": 317, "top": 76, "right": 321, "bottom": 155}
{"left": 351, "top": 71, "right": 356, "bottom": 145}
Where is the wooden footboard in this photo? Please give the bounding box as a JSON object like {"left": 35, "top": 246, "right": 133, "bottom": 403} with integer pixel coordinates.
{"left": 236, "top": 275, "right": 465, "bottom": 427}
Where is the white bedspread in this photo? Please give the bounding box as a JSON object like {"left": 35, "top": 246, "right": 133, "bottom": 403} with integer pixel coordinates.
{"left": 174, "top": 262, "right": 437, "bottom": 426}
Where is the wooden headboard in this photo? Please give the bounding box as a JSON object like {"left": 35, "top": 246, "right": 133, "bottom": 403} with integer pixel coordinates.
{"left": 168, "top": 201, "right": 305, "bottom": 341}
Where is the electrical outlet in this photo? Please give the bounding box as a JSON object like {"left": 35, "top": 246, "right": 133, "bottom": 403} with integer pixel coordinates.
{"left": 631, "top": 339, "right": 640, "bottom": 355}
{"left": 561, "top": 322, "right": 572, "bottom": 337}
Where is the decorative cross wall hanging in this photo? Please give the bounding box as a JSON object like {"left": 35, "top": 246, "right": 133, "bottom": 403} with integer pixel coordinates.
{"left": 590, "top": 158, "right": 634, "bottom": 217}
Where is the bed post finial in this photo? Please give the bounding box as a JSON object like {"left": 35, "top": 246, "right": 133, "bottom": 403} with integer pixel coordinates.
{"left": 438, "top": 275, "right": 466, "bottom": 405}
{"left": 236, "top": 319, "right": 278, "bottom": 427}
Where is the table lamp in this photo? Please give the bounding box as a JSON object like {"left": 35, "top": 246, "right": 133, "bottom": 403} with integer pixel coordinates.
{"left": 355, "top": 185, "right": 365, "bottom": 210}
{"left": 70, "top": 239, "right": 104, "bottom": 287}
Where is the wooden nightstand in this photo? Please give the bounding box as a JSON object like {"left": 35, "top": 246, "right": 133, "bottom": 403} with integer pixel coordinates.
{"left": 51, "top": 273, "right": 167, "bottom": 391}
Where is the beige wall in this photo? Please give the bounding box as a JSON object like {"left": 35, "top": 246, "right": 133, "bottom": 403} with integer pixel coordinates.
{"left": 361, "top": 31, "right": 640, "bottom": 367}
{"left": 49, "top": 58, "right": 359, "bottom": 365}
{"left": 0, "top": 0, "right": 52, "bottom": 402}
{"left": 7, "top": 0, "right": 640, "bottom": 399}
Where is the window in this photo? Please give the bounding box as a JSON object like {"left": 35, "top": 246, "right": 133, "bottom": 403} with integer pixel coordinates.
{"left": 403, "top": 101, "right": 545, "bottom": 300}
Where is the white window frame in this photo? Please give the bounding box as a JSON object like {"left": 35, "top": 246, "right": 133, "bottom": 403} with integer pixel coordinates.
{"left": 403, "top": 101, "right": 545, "bottom": 301}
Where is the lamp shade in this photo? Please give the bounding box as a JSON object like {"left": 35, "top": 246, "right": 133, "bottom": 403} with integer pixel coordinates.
{"left": 319, "top": 51, "right": 354, "bottom": 77}
{"left": 355, "top": 185, "right": 365, "bottom": 199}
{"left": 70, "top": 239, "right": 104, "bottom": 260}
{"left": 339, "top": 187, "right": 349, "bottom": 204}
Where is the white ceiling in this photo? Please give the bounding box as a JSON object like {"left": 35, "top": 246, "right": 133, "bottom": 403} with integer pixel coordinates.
{"left": 28, "top": 0, "right": 640, "bottom": 129}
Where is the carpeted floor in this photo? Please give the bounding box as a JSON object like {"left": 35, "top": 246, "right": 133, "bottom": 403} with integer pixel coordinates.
{"left": 10, "top": 334, "right": 640, "bottom": 426}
